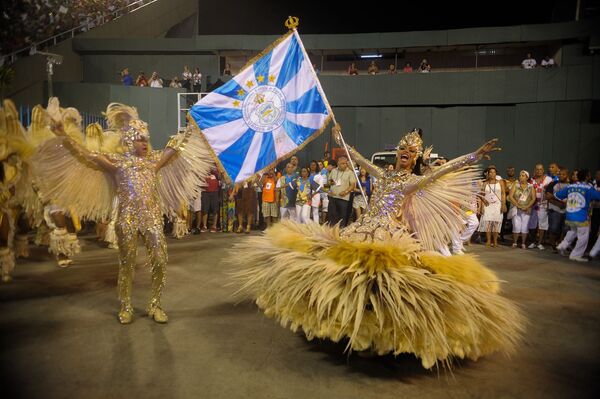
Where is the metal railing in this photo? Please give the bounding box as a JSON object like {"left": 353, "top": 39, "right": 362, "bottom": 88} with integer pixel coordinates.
{"left": 18, "top": 104, "right": 106, "bottom": 130}
{"left": 2, "top": 0, "right": 159, "bottom": 65}
{"left": 177, "top": 92, "right": 208, "bottom": 132}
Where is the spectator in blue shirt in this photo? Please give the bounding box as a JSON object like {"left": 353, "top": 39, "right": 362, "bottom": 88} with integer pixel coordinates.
{"left": 121, "top": 68, "right": 133, "bottom": 86}
{"left": 555, "top": 169, "right": 600, "bottom": 262}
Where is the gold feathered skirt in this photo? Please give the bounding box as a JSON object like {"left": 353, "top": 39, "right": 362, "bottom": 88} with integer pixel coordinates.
{"left": 230, "top": 220, "right": 525, "bottom": 369}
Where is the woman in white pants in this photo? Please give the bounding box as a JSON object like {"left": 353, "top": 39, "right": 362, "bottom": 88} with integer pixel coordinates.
{"left": 295, "top": 168, "right": 312, "bottom": 224}
{"left": 508, "top": 171, "right": 536, "bottom": 249}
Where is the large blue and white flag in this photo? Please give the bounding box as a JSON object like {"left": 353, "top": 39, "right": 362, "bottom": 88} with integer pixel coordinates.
{"left": 189, "top": 30, "right": 332, "bottom": 183}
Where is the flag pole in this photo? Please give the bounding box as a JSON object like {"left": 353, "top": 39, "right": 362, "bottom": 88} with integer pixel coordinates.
{"left": 288, "top": 17, "right": 369, "bottom": 210}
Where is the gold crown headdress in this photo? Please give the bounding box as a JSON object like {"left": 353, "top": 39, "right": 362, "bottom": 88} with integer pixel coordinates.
{"left": 397, "top": 129, "right": 424, "bottom": 157}
{"left": 102, "top": 103, "right": 148, "bottom": 151}
{"left": 121, "top": 119, "right": 149, "bottom": 145}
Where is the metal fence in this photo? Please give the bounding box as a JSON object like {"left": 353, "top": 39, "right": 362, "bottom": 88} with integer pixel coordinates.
{"left": 177, "top": 92, "right": 208, "bottom": 132}
{"left": 18, "top": 105, "right": 106, "bottom": 130}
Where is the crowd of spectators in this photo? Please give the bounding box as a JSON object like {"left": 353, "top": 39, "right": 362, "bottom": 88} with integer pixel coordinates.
{"left": 345, "top": 51, "right": 557, "bottom": 75}
{"left": 521, "top": 52, "right": 556, "bottom": 69}
{"left": 475, "top": 163, "right": 600, "bottom": 262}
{"left": 1, "top": 0, "right": 137, "bottom": 55}
{"left": 349, "top": 58, "right": 431, "bottom": 75}
{"left": 121, "top": 65, "right": 202, "bottom": 91}
{"left": 170, "top": 152, "right": 599, "bottom": 263}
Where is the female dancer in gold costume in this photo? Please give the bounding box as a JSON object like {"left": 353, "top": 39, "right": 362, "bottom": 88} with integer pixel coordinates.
{"left": 33, "top": 102, "right": 212, "bottom": 324}
{"left": 232, "top": 125, "right": 524, "bottom": 369}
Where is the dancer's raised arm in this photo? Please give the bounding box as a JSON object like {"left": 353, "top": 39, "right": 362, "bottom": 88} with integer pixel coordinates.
{"left": 331, "top": 125, "right": 383, "bottom": 178}
{"left": 50, "top": 121, "right": 117, "bottom": 174}
{"left": 403, "top": 138, "right": 500, "bottom": 196}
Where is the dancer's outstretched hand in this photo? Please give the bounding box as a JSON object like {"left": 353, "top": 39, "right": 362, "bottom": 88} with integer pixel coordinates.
{"left": 331, "top": 123, "right": 342, "bottom": 145}
{"left": 475, "top": 138, "right": 501, "bottom": 160}
{"left": 49, "top": 121, "right": 66, "bottom": 136}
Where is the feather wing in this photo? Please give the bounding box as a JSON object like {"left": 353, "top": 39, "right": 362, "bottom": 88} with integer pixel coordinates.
{"left": 32, "top": 137, "right": 115, "bottom": 221}
{"left": 157, "top": 125, "right": 214, "bottom": 218}
{"left": 400, "top": 165, "right": 482, "bottom": 252}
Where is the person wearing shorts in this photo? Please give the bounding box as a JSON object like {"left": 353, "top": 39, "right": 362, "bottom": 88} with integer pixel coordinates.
{"left": 528, "top": 164, "right": 553, "bottom": 250}
{"left": 277, "top": 163, "right": 297, "bottom": 221}
{"left": 508, "top": 171, "right": 536, "bottom": 249}
{"left": 260, "top": 169, "right": 278, "bottom": 227}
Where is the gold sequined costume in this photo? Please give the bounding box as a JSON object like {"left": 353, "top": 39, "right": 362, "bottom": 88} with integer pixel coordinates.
{"left": 33, "top": 101, "right": 213, "bottom": 323}
{"left": 231, "top": 129, "right": 524, "bottom": 369}
{"left": 0, "top": 100, "right": 34, "bottom": 282}
{"left": 15, "top": 99, "right": 90, "bottom": 267}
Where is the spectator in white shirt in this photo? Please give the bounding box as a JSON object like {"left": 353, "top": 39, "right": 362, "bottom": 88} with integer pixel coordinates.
{"left": 418, "top": 59, "right": 431, "bottom": 73}
{"left": 149, "top": 72, "right": 163, "bottom": 88}
{"left": 182, "top": 65, "right": 192, "bottom": 90}
{"left": 192, "top": 68, "right": 202, "bottom": 92}
{"left": 528, "top": 163, "right": 553, "bottom": 250}
{"left": 541, "top": 55, "right": 555, "bottom": 68}
{"left": 521, "top": 52, "right": 537, "bottom": 69}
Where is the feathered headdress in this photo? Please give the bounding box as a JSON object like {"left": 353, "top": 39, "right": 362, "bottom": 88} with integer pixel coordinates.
{"left": 103, "top": 103, "right": 149, "bottom": 150}
{"left": 397, "top": 129, "right": 424, "bottom": 157}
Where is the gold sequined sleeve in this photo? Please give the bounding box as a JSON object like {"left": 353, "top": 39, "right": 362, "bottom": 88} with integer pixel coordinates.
{"left": 344, "top": 146, "right": 384, "bottom": 178}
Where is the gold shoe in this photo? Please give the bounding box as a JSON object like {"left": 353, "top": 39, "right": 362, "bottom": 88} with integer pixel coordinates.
{"left": 147, "top": 304, "right": 168, "bottom": 323}
{"left": 118, "top": 304, "right": 134, "bottom": 324}
{"left": 57, "top": 258, "right": 72, "bottom": 268}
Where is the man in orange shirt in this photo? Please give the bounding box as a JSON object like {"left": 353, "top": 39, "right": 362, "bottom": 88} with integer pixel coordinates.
{"left": 260, "top": 169, "right": 278, "bottom": 227}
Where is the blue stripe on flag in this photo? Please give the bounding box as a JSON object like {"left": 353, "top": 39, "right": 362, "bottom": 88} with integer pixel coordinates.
{"left": 190, "top": 105, "right": 243, "bottom": 130}
{"left": 213, "top": 77, "right": 247, "bottom": 99}
{"left": 286, "top": 86, "right": 328, "bottom": 115}
{"left": 283, "top": 119, "right": 315, "bottom": 146}
{"left": 254, "top": 132, "right": 276, "bottom": 171}
{"left": 254, "top": 51, "right": 272, "bottom": 86}
{"left": 275, "top": 35, "right": 304, "bottom": 90}
{"left": 219, "top": 128, "right": 256, "bottom": 182}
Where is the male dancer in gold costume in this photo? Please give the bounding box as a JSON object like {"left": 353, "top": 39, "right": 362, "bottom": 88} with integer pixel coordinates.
{"left": 34, "top": 102, "right": 211, "bottom": 324}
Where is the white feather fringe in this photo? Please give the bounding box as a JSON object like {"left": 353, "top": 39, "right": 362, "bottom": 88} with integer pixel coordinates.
{"left": 49, "top": 228, "right": 80, "bottom": 258}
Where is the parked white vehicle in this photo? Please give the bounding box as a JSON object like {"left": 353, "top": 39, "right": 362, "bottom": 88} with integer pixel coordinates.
{"left": 370, "top": 150, "right": 442, "bottom": 169}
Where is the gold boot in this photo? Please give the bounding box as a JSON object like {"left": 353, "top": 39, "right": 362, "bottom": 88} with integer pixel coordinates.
{"left": 147, "top": 303, "right": 168, "bottom": 323}
{"left": 0, "top": 248, "right": 15, "bottom": 283}
{"left": 118, "top": 302, "right": 134, "bottom": 324}
{"left": 14, "top": 234, "right": 30, "bottom": 258}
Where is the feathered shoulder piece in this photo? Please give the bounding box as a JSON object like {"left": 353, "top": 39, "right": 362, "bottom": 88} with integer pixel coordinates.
{"left": 400, "top": 153, "right": 481, "bottom": 252}
{"left": 157, "top": 123, "right": 214, "bottom": 219}
{"left": 46, "top": 97, "right": 84, "bottom": 144}
{"left": 0, "top": 99, "right": 34, "bottom": 160}
{"left": 103, "top": 103, "right": 139, "bottom": 131}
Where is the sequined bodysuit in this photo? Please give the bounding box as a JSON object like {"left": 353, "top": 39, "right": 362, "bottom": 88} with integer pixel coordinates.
{"left": 112, "top": 152, "right": 163, "bottom": 231}
{"left": 341, "top": 169, "right": 412, "bottom": 242}
{"left": 109, "top": 151, "right": 167, "bottom": 312}
{"left": 340, "top": 147, "right": 478, "bottom": 243}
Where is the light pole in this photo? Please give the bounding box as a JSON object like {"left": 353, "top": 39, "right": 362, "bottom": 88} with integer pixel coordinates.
{"left": 34, "top": 51, "right": 63, "bottom": 98}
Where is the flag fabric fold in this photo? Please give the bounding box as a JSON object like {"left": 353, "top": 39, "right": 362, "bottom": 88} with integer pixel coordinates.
{"left": 189, "top": 31, "right": 331, "bottom": 183}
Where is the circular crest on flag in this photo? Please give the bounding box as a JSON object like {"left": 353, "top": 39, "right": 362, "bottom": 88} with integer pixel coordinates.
{"left": 242, "top": 85, "right": 287, "bottom": 133}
